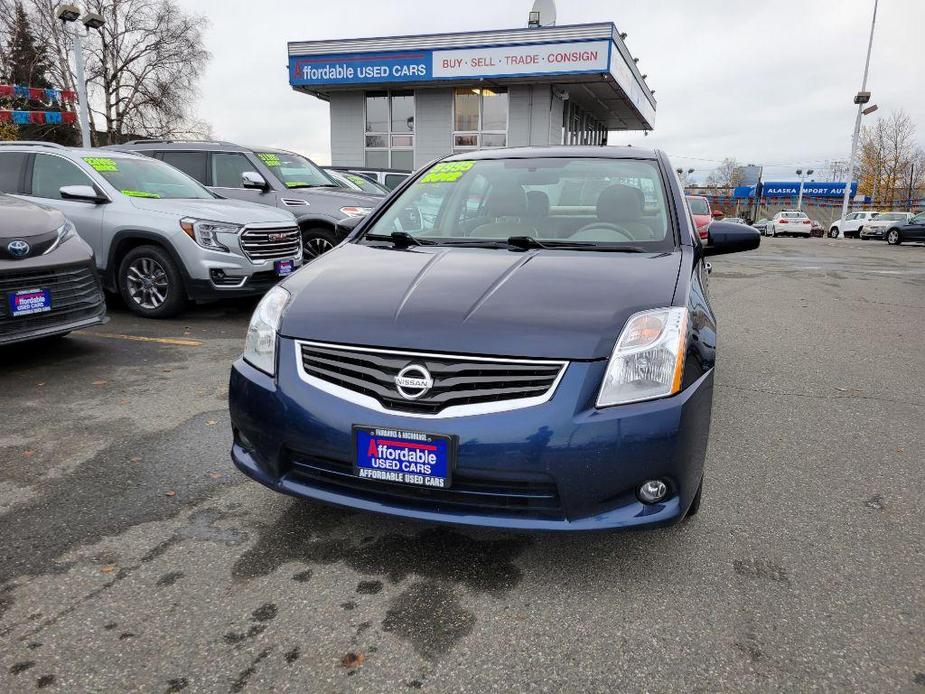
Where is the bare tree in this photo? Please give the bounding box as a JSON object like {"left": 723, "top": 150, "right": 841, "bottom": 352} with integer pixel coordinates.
{"left": 705, "top": 157, "right": 741, "bottom": 188}
{"left": 21, "top": 0, "right": 211, "bottom": 144}
{"left": 858, "top": 109, "right": 925, "bottom": 207}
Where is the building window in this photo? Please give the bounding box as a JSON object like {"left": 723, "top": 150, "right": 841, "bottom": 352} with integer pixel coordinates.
{"left": 453, "top": 87, "right": 508, "bottom": 153}
{"left": 365, "top": 90, "right": 414, "bottom": 170}
{"left": 562, "top": 101, "right": 606, "bottom": 146}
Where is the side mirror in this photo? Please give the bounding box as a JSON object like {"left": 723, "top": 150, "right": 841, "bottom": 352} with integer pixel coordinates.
{"left": 711, "top": 210, "right": 724, "bottom": 219}
{"left": 241, "top": 171, "right": 268, "bottom": 190}
{"left": 334, "top": 214, "right": 365, "bottom": 238}
{"left": 60, "top": 185, "right": 108, "bottom": 203}
{"left": 704, "top": 220, "right": 761, "bottom": 256}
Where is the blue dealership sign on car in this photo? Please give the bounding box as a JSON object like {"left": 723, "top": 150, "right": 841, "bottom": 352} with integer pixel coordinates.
{"left": 354, "top": 426, "right": 453, "bottom": 488}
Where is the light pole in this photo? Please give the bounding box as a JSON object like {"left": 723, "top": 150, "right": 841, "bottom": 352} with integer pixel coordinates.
{"left": 675, "top": 168, "right": 694, "bottom": 188}
{"left": 837, "top": 0, "right": 879, "bottom": 237}
{"left": 55, "top": 4, "right": 104, "bottom": 148}
{"left": 796, "top": 168, "right": 814, "bottom": 210}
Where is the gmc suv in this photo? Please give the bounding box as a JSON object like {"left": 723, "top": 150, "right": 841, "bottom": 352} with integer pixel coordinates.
{"left": 0, "top": 143, "right": 302, "bottom": 318}
{"left": 107, "top": 141, "right": 381, "bottom": 259}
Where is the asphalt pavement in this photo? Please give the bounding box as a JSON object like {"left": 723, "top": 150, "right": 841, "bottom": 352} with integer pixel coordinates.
{"left": 0, "top": 237, "right": 922, "bottom": 692}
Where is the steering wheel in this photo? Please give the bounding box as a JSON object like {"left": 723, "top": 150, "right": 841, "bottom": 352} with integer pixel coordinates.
{"left": 570, "top": 222, "right": 636, "bottom": 242}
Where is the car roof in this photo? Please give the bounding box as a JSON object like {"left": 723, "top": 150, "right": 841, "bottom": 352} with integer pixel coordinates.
{"left": 0, "top": 142, "right": 146, "bottom": 159}
{"left": 443, "top": 145, "right": 661, "bottom": 161}
{"left": 107, "top": 140, "right": 292, "bottom": 156}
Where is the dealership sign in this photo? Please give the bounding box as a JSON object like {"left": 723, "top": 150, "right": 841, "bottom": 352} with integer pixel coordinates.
{"left": 734, "top": 182, "right": 858, "bottom": 199}
{"left": 290, "top": 40, "right": 612, "bottom": 86}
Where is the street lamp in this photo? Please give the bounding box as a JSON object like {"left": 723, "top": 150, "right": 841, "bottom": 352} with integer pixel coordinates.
{"left": 796, "top": 168, "right": 814, "bottom": 210}
{"left": 676, "top": 168, "right": 694, "bottom": 188}
{"left": 55, "top": 4, "right": 105, "bottom": 148}
{"left": 837, "top": 0, "right": 879, "bottom": 237}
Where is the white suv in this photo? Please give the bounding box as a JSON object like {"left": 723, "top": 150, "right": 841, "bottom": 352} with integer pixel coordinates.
{"left": 766, "top": 210, "right": 812, "bottom": 237}
{"left": 0, "top": 143, "right": 302, "bottom": 318}
{"left": 828, "top": 211, "right": 879, "bottom": 239}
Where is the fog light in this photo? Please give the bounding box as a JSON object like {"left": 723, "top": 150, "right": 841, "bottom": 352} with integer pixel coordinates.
{"left": 638, "top": 480, "right": 668, "bottom": 504}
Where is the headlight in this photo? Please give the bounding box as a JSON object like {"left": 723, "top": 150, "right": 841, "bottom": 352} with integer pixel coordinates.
{"left": 596, "top": 307, "right": 689, "bottom": 407}
{"left": 243, "top": 286, "right": 290, "bottom": 375}
{"left": 180, "top": 217, "right": 237, "bottom": 252}
{"left": 44, "top": 219, "right": 77, "bottom": 254}
{"left": 339, "top": 206, "right": 373, "bottom": 218}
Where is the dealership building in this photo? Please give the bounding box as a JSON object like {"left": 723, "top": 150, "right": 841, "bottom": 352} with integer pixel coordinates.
{"left": 287, "top": 21, "right": 656, "bottom": 170}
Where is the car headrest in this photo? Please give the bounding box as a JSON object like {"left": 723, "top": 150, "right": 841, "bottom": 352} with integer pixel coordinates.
{"left": 486, "top": 179, "right": 527, "bottom": 218}
{"left": 526, "top": 190, "right": 550, "bottom": 218}
{"left": 597, "top": 184, "right": 644, "bottom": 223}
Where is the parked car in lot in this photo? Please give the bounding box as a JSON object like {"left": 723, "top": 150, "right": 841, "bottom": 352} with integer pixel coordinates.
{"left": 327, "top": 166, "right": 411, "bottom": 191}
{"left": 752, "top": 218, "right": 769, "bottom": 234}
{"left": 860, "top": 211, "right": 914, "bottom": 240}
{"left": 108, "top": 141, "right": 380, "bottom": 259}
{"left": 0, "top": 193, "right": 107, "bottom": 345}
{"left": 229, "top": 146, "right": 760, "bottom": 530}
{"left": 0, "top": 142, "right": 302, "bottom": 318}
{"left": 685, "top": 195, "right": 719, "bottom": 241}
{"left": 322, "top": 168, "right": 388, "bottom": 196}
{"left": 828, "top": 210, "right": 878, "bottom": 238}
{"left": 885, "top": 210, "right": 925, "bottom": 245}
{"left": 766, "top": 210, "right": 812, "bottom": 237}
{"left": 811, "top": 219, "right": 824, "bottom": 237}
{"left": 723, "top": 217, "right": 747, "bottom": 225}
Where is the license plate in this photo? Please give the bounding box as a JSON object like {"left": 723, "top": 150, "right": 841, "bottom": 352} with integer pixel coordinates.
{"left": 274, "top": 259, "right": 294, "bottom": 277}
{"left": 8, "top": 288, "right": 51, "bottom": 317}
{"left": 353, "top": 426, "right": 455, "bottom": 489}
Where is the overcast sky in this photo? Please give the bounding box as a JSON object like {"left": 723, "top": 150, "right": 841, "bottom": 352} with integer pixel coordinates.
{"left": 177, "top": 0, "right": 922, "bottom": 183}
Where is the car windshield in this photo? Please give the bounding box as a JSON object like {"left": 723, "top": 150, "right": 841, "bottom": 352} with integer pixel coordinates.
{"left": 255, "top": 151, "right": 335, "bottom": 189}
{"left": 83, "top": 156, "right": 213, "bottom": 199}
{"left": 361, "top": 157, "right": 674, "bottom": 251}
{"left": 687, "top": 197, "right": 709, "bottom": 215}
{"left": 334, "top": 171, "right": 387, "bottom": 194}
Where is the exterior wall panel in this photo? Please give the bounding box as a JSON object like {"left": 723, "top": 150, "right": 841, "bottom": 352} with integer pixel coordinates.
{"left": 329, "top": 92, "right": 365, "bottom": 167}
{"left": 414, "top": 88, "right": 453, "bottom": 168}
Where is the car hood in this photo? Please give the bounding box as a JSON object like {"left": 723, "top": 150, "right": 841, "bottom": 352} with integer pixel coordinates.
{"left": 126, "top": 196, "right": 296, "bottom": 225}
{"left": 279, "top": 244, "right": 682, "bottom": 360}
{"left": 0, "top": 194, "right": 64, "bottom": 236}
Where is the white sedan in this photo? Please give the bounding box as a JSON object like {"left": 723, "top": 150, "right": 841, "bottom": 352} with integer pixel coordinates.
{"left": 767, "top": 211, "right": 812, "bottom": 237}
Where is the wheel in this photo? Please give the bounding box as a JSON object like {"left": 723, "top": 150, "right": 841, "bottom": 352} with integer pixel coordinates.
{"left": 829, "top": 227, "right": 839, "bottom": 238}
{"left": 301, "top": 227, "right": 337, "bottom": 261}
{"left": 685, "top": 478, "right": 703, "bottom": 519}
{"left": 768, "top": 226, "right": 776, "bottom": 237}
{"left": 118, "top": 245, "right": 187, "bottom": 318}
{"left": 861, "top": 234, "right": 869, "bottom": 240}
{"left": 886, "top": 229, "right": 901, "bottom": 245}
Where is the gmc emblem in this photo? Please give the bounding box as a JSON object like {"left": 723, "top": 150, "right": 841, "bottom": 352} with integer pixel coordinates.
{"left": 267, "top": 233, "right": 289, "bottom": 242}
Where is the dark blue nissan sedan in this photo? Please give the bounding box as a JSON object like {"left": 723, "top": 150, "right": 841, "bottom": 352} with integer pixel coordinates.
{"left": 229, "top": 147, "right": 759, "bottom": 530}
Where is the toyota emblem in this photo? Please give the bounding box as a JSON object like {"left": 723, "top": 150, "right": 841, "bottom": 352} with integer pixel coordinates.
{"left": 394, "top": 364, "right": 433, "bottom": 400}
{"left": 7, "top": 239, "right": 30, "bottom": 257}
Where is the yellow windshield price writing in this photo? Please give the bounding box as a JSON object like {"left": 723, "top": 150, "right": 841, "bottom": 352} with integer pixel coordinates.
{"left": 257, "top": 153, "right": 281, "bottom": 167}
{"left": 83, "top": 157, "right": 118, "bottom": 172}
{"left": 420, "top": 161, "right": 474, "bottom": 184}
{"left": 121, "top": 189, "right": 160, "bottom": 198}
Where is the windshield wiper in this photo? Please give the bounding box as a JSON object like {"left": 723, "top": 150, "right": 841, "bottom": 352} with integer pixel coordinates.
{"left": 364, "top": 232, "right": 438, "bottom": 248}
{"left": 506, "top": 236, "right": 648, "bottom": 253}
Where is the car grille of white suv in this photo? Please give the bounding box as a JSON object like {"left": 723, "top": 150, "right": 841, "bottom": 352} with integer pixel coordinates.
{"left": 239, "top": 225, "right": 301, "bottom": 261}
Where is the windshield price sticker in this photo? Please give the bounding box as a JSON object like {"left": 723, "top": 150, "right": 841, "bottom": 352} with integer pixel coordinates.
{"left": 121, "top": 189, "right": 161, "bottom": 198}
{"left": 285, "top": 181, "right": 311, "bottom": 188}
{"left": 420, "top": 160, "right": 474, "bottom": 184}
{"left": 257, "top": 153, "right": 281, "bottom": 167}
{"left": 83, "top": 157, "right": 118, "bottom": 172}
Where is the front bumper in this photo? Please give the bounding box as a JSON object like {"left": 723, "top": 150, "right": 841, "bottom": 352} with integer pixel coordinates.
{"left": 0, "top": 259, "right": 108, "bottom": 346}
{"left": 228, "top": 340, "right": 714, "bottom": 531}
{"left": 860, "top": 228, "right": 886, "bottom": 239}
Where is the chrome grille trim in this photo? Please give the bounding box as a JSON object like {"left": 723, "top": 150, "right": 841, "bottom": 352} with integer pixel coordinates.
{"left": 294, "top": 340, "right": 568, "bottom": 419}
{"left": 239, "top": 224, "right": 301, "bottom": 262}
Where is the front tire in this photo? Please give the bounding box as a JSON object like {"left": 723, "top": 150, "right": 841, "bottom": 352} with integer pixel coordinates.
{"left": 829, "top": 227, "right": 840, "bottom": 238}
{"left": 301, "top": 227, "right": 337, "bottom": 261}
{"left": 768, "top": 225, "right": 777, "bottom": 237}
{"left": 118, "top": 245, "right": 187, "bottom": 318}
{"left": 886, "top": 229, "right": 901, "bottom": 245}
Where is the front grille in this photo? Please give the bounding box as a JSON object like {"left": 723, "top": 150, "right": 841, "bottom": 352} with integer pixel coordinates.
{"left": 286, "top": 451, "right": 564, "bottom": 519}
{"left": 239, "top": 226, "right": 301, "bottom": 261}
{"left": 298, "top": 342, "right": 566, "bottom": 415}
{"left": 0, "top": 263, "right": 104, "bottom": 337}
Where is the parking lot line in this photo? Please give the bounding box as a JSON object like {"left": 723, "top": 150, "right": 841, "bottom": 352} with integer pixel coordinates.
{"left": 77, "top": 332, "right": 204, "bottom": 347}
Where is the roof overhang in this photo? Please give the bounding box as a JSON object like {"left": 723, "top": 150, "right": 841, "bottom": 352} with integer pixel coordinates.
{"left": 287, "top": 22, "right": 655, "bottom": 131}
